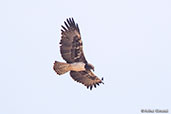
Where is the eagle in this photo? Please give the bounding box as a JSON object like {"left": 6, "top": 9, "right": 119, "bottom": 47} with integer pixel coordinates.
{"left": 53, "top": 18, "right": 104, "bottom": 90}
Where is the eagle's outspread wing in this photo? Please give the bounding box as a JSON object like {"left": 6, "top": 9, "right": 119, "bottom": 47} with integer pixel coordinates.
{"left": 60, "top": 18, "right": 87, "bottom": 63}
{"left": 70, "top": 71, "right": 104, "bottom": 90}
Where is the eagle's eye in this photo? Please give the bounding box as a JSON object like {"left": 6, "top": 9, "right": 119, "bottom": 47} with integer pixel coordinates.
{"left": 85, "top": 63, "right": 95, "bottom": 71}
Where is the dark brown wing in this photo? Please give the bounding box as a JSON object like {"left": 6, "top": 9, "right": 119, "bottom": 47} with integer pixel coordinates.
{"left": 60, "top": 18, "right": 87, "bottom": 63}
{"left": 70, "top": 70, "right": 104, "bottom": 90}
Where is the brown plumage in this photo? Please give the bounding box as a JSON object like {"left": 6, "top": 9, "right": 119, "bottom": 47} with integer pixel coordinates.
{"left": 53, "top": 18, "right": 104, "bottom": 90}
{"left": 70, "top": 71, "right": 104, "bottom": 90}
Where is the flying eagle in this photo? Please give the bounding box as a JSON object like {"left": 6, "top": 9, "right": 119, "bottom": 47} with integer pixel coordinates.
{"left": 53, "top": 18, "right": 104, "bottom": 90}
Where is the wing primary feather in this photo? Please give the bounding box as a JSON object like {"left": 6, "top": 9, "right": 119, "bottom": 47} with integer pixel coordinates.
{"left": 90, "top": 86, "right": 92, "bottom": 90}
{"left": 61, "top": 25, "right": 67, "bottom": 31}
{"left": 101, "top": 77, "right": 104, "bottom": 84}
{"left": 76, "top": 24, "right": 80, "bottom": 33}
{"left": 94, "top": 84, "right": 96, "bottom": 88}
{"left": 61, "top": 29, "right": 64, "bottom": 33}
{"left": 69, "top": 18, "right": 72, "bottom": 25}
{"left": 64, "top": 21, "right": 69, "bottom": 29}
{"left": 71, "top": 18, "right": 75, "bottom": 26}
{"left": 101, "top": 81, "right": 104, "bottom": 84}
{"left": 66, "top": 18, "right": 71, "bottom": 26}
{"left": 70, "top": 18, "right": 75, "bottom": 28}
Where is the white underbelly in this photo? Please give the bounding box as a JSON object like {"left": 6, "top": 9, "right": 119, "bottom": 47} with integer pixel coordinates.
{"left": 70, "top": 62, "right": 86, "bottom": 71}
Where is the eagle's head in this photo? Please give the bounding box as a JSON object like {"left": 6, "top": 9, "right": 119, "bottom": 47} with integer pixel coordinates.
{"left": 85, "top": 63, "right": 95, "bottom": 71}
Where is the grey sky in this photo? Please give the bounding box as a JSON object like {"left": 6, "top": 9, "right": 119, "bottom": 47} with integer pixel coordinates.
{"left": 0, "top": 0, "right": 171, "bottom": 114}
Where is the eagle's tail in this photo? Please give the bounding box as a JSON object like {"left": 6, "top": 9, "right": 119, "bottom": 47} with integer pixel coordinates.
{"left": 53, "top": 61, "right": 71, "bottom": 75}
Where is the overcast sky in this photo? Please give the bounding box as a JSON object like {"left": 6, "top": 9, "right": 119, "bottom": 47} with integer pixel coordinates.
{"left": 0, "top": 0, "right": 171, "bottom": 114}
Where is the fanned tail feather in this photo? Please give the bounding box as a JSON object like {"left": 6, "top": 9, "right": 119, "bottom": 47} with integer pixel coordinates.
{"left": 53, "top": 61, "right": 71, "bottom": 75}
